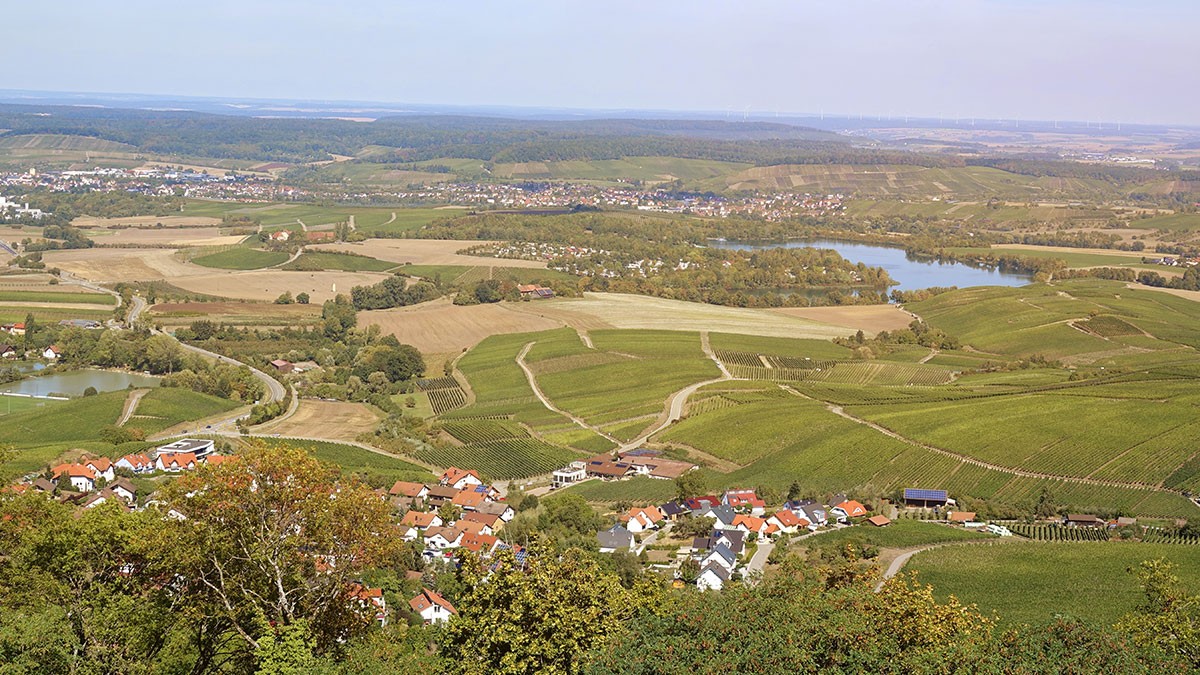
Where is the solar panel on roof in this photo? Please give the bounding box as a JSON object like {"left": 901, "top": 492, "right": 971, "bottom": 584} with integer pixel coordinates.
{"left": 904, "top": 488, "right": 947, "bottom": 500}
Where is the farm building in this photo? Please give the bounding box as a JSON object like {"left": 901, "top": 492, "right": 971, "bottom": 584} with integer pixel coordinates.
{"left": 552, "top": 461, "right": 587, "bottom": 488}
{"left": 903, "top": 488, "right": 948, "bottom": 508}
{"left": 1066, "top": 514, "right": 1106, "bottom": 528}
{"left": 517, "top": 284, "right": 555, "bottom": 299}
{"left": 156, "top": 438, "right": 215, "bottom": 459}
{"left": 867, "top": 515, "right": 892, "bottom": 527}
{"left": 269, "top": 359, "right": 294, "bottom": 373}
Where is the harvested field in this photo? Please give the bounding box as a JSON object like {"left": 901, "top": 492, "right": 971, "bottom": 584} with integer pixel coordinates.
{"left": 361, "top": 297, "right": 564, "bottom": 353}
{"left": 311, "top": 239, "right": 546, "bottom": 268}
{"left": 41, "top": 248, "right": 205, "bottom": 282}
{"left": 1128, "top": 283, "right": 1200, "bottom": 303}
{"left": 769, "top": 304, "right": 915, "bottom": 334}
{"left": 506, "top": 292, "right": 850, "bottom": 339}
{"left": 998, "top": 243, "right": 1147, "bottom": 258}
{"left": 73, "top": 215, "right": 224, "bottom": 228}
{"left": 257, "top": 399, "right": 383, "bottom": 441}
{"left": 171, "top": 270, "right": 391, "bottom": 303}
{"left": 81, "top": 226, "right": 243, "bottom": 247}
{"left": 0, "top": 274, "right": 94, "bottom": 292}
{"left": 150, "top": 301, "right": 321, "bottom": 326}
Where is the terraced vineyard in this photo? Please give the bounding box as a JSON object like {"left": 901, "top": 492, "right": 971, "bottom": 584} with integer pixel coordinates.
{"left": 441, "top": 419, "right": 530, "bottom": 444}
{"left": 414, "top": 438, "right": 579, "bottom": 480}
{"left": 1141, "top": 527, "right": 1200, "bottom": 546}
{"left": 1008, "top": 523, "right": 1110, "bottom": 542}
{"left": 418, "top": 377, "right": 468, "bottom": 415}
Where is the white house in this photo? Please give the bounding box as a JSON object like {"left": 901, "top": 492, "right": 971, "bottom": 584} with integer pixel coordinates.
{"left": 552, "top": 461, "right": 588, "bottom": 489}
{"left": 440, "top": 467, "right": 483, "bottom": 490}
{"left": 700, "top": 543, "right": 737, "bottom": 572}
{"left": 109, "top": 478, "right": 136, "bottom": 504}
{"left": 156, "top": 452, "right": 197, "bottom": 472}
{"left": 42, "top": 345, "right": 60, "bottom": 360}
{"left": 475, "top": 501, "right": 515, "bottom": 522}
{"left": 409, "top": 588, "right": 456, "bottom": 625}
{"left": 696, "top": 563, "right": 732, "bottom": 591}
{"left": 423, "top": 527, "right": 462, "bottom": 552}
{"left": 116, "top": 453, "right": 154, "bottom": 474}
{"left": 155, "top": 438, "right": 214, "bottom": 459}
{"left": 83, "top": 457, "right": 116, "bottom": 483}
{"left": 52, "top": 464, "right": 95, "bottom": 492}
{"left": 621, "top": 505, "right": 665, "bottom": 534}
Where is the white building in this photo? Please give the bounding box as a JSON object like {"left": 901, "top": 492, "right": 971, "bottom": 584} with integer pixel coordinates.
{"left": 155, "top": 438, "right": 215, "bottom": 459}
{"left": 552, "top": 461, "right": 587, "bottom": 489}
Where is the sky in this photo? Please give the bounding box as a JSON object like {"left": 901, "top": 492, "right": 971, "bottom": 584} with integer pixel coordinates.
{"left": 4, "top": 0, "right": 1199, "bottom": 125}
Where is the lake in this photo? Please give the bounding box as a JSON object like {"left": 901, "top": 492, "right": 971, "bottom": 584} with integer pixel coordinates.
{"left": 709, "top": 239, "right": 1032, "bottom": 292}
{"left": 0, "top": 369, "right": 162, "bottom": 398}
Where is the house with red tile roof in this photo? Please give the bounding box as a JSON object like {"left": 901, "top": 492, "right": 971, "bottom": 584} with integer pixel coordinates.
{"left": 439, "top": 467, "right": 483, "bottom": 490}
{"left": 52, "top": 463, "right": 96, "bottom": 492}
{"left": 461, "top": 511, "right": 503, "bottom": 532}
{"left": 349, "top": 583, "right": 388, "bottom": 626}
{"left": 156, "top": 452, "right": 197, "bottom": 473}
{"left": 620, "top": 505, "right": 665, "bottom": 533}
{"left": 451, "top": 489, "right": 488, "bottom": 511}
{"left": 116, "top": 453, "right": 154, "bottom": 474}
{"left": 767, "top": 509, "right": 806, "bottom": 534}
{"left": 401, "top": 511, "right": 443, "bottom": 530}
{"left": 82, "top": 457, "right": 115, "bottom": 482}
{"left": 722, "top": 489, "right": 767, "bottom": 515}
{"left": 831, "top": 500, "right": 868, "bottom": 522}
{"left": 409, "top": 588, "right": 456, "bottom": 624}
{"left": 389, "top": 481, "right": 429, "bottom": 500}
{"left": 458, "top": 532, "right": 501, "bottom": 555}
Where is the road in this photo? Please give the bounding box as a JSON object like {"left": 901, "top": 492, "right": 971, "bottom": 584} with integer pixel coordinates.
{"left": 177, "top": 340, "right": 287, "bottom": 405}
{"left": 116, "top": 388, "right": 149, "bottom": 426}
{"left": 743, "top": 539, "right": 775, "bottom": 582}
{"left": 516, "top": 341, "right": 621, "bottom": 444}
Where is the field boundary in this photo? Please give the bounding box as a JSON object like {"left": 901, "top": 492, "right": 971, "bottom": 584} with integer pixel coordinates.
{"left": 779, "top": 385, "right": 1197, "bottom": 505}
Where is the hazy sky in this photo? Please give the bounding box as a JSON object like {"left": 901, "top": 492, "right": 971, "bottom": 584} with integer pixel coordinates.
{"left": 5, "top": 0, "right": 1199, "bottom": 124}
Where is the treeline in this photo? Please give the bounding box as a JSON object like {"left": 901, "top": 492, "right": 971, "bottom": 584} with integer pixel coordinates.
{"left": 24, "top": 191, "right": 187, "bottom": 220}
{"left": 349, "top": 276, "right": 440, "bottom": 310}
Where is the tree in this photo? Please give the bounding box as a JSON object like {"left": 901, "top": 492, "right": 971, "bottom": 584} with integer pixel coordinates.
{"left": 321, "top": 295, "right": 357, "bottom": 340}
{"left": 678, "top": 558, "right": 701, "bottom": 584}
{"left": 275, "top": 292, "right": 294, "bottom": 305}
{"left": 153, "top": 442, "right": 405, "bottom": 655}
{"left": 440, "top": 548, "right": 656, "bottom": 674}
{"left": 674, "top": 471, "right": 707, "bottom": 501}
{"left": 295, "top": 292, "right": 310, "bottom": 305}
{"left": 1116, "top": 559, "right": 1200, "bottom": 667}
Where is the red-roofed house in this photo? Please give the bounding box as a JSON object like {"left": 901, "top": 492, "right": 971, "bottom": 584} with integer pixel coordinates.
{"left": 767, "top": 509, "right": 806, "bottom": 534}
{"left": 389, "top": 481, "right": 430, "bottom": 500}
{"left": 52, "top": 463, "right": 96, "bottom": 492}
{"left": 722, "top": 489, "right": 767, "bottom": 515}
{"left": 116, "top": 453, "right": 154, "bottom": 474}
{"left": 409, "top": 588, "right": 456, "bottom": 624}
{"left": 156, "top": 452, "right": 197, "bottom": 473}
{"left": 439, "top": 467, "right": 483, "bottom": 490}
{"left": 831, "top": 500, "right": 868, "bottom": 522}
{"left": 733, "top": 514, "right": 772, "bottom": 536}
{"left": 451, "top": 489, "right": 488, "bottom": 511}
{"left": 458, "top": 532, "right": 501, "bottom": 555}
{"left": 621, "top": 505, "right": 665, "bottom": 533}
{"left": 349, "top": 583, "right": 388, "bottom": 626}
{"left": 401, "top": 511, "right": 443, "bottom": 530}
{"left": 461, "top": 511, "right": 503, "bottom": 532}
{"left": 83, "top": 457, "right": 115, "bottom": 482}
{"left": 867, "top": 515, "right": 892, "bottom": 527}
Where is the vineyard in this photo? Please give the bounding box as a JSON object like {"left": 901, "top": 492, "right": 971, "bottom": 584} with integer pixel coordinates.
{"left": 441, "top": 419, "right": 530, "bottom": 445}
{"left": 1008, "top": 523, "right": 1110, "bottom": 542}
{"left": 1141, "top": 527, "right": 1200, "bottom": 546}
{"left": 712, "top": 349, "right": 955, "bottom": 386}
{"left": 414, "top": 438, "right": 580, "bottom": 480}
{"left": 418, "top": 377, "right": 468, "bottom": 415}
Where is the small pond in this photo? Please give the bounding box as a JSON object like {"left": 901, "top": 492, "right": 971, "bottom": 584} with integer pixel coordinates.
{"left": 0, "top": 369, "right": 161, "bottom": 398}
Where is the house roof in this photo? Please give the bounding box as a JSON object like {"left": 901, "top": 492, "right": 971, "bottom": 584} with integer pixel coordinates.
{"left": 409, "top": 588, "right": 456, "bottom": 615}
{"left": 660, "top": 502, "right": 689, "bottom": 517}
{"left": 683, "top": 496, "right": 720, "bottom": 510}
{"left": 389, "top": 480, "right": 428, "bottom": 498}
{"left": 158, "top": 452, "right": 196, "bottom": 468}
{"left": 52, "top": 463, "right": 96, "bottom": 480}
{"left": 1067, "top": 514, "right": 1104, "bottom": 523}
{"left": 904, "top": 488, "right": 948, "bottom": 502}
{"left": 458, "top": 532, "right": 499, "bottom": 553}
{"left": 867, "top": 515, "right": 892, "bottom": 527}
{"left": 771, "top": 510, "right": 803, "bottom": 527}
{"left": 623, "top": 505, "right": 664, "bottom": 525}
{"left": 119, "top": 453, "right": 153, "bottom": 468}
{"left": 84, "top": 457, "right": 112, "bottom": 472}
{"left": 440, "top": 467, "right": 480, "bottom": 485}
{"left": 402, "top": 511, "right": 440, "bottom": 528}
{"left": 586, "top": 460, "right": 632, "bottom": 477}
{"left": 733, "top": 514, "right": 767, "bottom": 532}
{"left": 452, "top": 490, "right": 487, "bottom": 509}
{"left": 205, "top": 455, "right": 237, "bottom": 466}
{"left": 475, "top": 501, "right": 513, "bottom": 517}
{"left": 834, "top": 500, "right": 868, "bottom": 518}
{"left": 948, "top": 511, "right": 976, "bottom": 523}
{"left": 597, "top": 524, "right": 634, "bottom": 550}
{"left": 708, "top": 543, "right": 736, "bottom": 565}
{"left": 699, "top": 562, "right": 732, "bottom": 582}
{"left": 461, "top": 511, "right": 501, "bottom": 528}
{"left": 109, "top": 477, "right": 136, "bottom": 494}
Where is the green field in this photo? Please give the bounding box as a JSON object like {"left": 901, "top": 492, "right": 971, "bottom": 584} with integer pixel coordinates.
{"left": 0, "top": 391, "right": 127, "bottom": 478}
{"left": 0, "top": 395, "right": 62, "bottom": 416}
{"left": 1128, "top": 212, "right": 1200, "bottom": 231}
{"left": 908, "top": 540, "right": 1200, "bottom": 627}
{"left": 947, "top": 246, "right": 1158, "bottom": 271}
{"left": 281, "top": 251, "right": 396, "bottom": 272}
{"left": 122, "top": 387, "right": 241, "bottom": 435}
{"left": 191, "top": 247, "right": 290, "bottom": 270}
{"left": 249, "top": 437, "right": 432, "bottom": 484}
{"left": 802, "top": 519, "right": 990, "bottom": 550}
{"left": 0, "top": 291, "right": 115, "bottom": 305}
{"left": 0, "top": 305, "right": 113, "bottom": 324}
{"left": 564, "top": 476, "right": 679, "bottom": 503}
{"left": 398, "top": 264, "right": 574, "bottom": 285}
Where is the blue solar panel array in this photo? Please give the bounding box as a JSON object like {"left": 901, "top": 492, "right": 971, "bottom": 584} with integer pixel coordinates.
{"left": 904, "top": 488, "right": 947, "bottom": 501}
